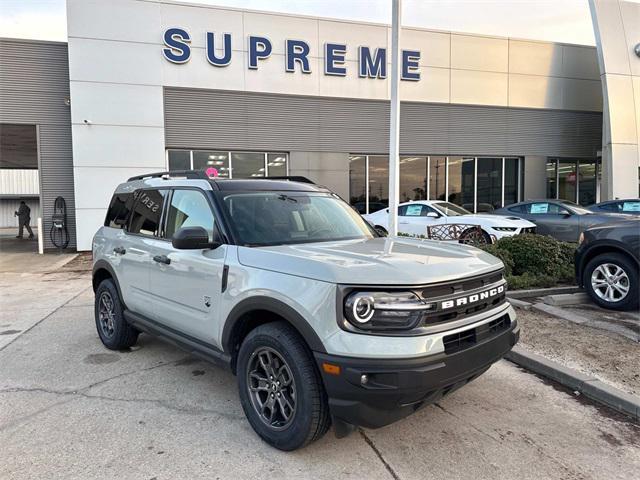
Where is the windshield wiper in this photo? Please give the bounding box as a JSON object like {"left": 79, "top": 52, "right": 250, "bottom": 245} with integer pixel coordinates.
{"left": 277, "top": 194, "right": 298, "bottom": 203}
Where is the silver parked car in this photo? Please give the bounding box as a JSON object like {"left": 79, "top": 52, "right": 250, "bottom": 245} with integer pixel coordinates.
{"left": 493, "top": 199, "right": 630, "bottom": 242}
{"left": 92, "top": 171, "right": 518, "bottom": 450}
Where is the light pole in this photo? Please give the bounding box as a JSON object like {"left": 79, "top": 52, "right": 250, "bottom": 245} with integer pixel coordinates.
{"left": 387, "top": 0, "right": 401, "bottom": 238}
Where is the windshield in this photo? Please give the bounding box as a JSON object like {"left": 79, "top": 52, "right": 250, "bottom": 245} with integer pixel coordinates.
{"left": 559, "top": 200, "right": 592, "bottom": 215}
{"left": 220, "top": 192, "right": 375, "bottom": 246}
{"left": 432, "top": 202, "right": 472, "bottom": 216}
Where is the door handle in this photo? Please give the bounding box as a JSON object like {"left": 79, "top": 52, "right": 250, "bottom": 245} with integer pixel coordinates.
{"left": 113, "top": 247, "right": 126, "bottom": 255}
{"left": 153, "top": 255, "right": 171, "bottom": 265}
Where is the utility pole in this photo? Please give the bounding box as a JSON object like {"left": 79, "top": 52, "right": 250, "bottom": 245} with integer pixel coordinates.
{"left": 387, "top": 0, "right": 401, "bottom": 237}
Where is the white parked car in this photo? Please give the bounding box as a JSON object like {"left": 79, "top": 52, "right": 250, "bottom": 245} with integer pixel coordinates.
{"left": 364, "top": 201, "right": 536, "bottom": 242}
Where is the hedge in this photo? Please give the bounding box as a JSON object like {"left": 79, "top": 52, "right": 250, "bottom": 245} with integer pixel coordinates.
{"left": 480, "top": 234, "right": 577, "bottom": 289}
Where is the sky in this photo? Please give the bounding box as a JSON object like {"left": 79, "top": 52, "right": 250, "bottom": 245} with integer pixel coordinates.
{"left": 0, "top": 0, "right": 602, "bottom": 46}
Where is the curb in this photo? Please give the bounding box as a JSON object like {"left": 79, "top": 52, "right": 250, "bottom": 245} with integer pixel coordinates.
{"left": 507, "top": 286, "right": 581, "bottom": 299}
{"left": 505, "top": 346, "right": 640, "bottom": 422}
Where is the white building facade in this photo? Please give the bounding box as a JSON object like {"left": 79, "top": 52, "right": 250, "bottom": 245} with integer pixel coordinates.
{"left": 1, "top": 0, "right": 638, "bottom": 250}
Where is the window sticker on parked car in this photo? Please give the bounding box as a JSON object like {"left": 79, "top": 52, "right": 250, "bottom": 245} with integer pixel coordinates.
{"left": 405, "top": 205, "right": 423, "bottom": 216}
{"left": 530, "top": 203, "right": 549, "bottom": 214}
{"left": 622, "top": 202, "right": 640, "bottom": 212}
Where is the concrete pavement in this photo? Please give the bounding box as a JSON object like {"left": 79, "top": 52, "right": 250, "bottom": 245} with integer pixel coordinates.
{"left": 0, "top": 271, "right": 638, "bottom": 479}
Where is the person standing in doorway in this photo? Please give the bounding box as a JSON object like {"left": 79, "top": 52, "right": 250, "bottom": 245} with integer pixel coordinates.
{"left": 14, "top": 201, "right": 34, "bottom": 239}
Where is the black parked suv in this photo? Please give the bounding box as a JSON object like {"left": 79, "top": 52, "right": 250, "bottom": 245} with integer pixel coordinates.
{"left": 575, "top": 219, "right": 640, "bottom": 311}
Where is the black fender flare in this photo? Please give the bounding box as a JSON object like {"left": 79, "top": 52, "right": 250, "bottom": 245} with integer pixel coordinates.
{"left": 92, "top": 260, "right": 126, "bottom": 307}
{"left": 221, "top": 296, "right": 327, "bottom": 354}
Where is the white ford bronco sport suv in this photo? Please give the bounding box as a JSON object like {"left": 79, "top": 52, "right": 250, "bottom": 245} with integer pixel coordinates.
{"left": 92, "top": 171, "right": 518, "bottom": 451}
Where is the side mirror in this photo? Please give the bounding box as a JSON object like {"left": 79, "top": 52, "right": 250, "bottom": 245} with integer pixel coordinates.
{"left": 172, "top": 226, "right": 220, "bottom": 250}
{"left": 426, "top": 212, "right": 439, "bottom": 218}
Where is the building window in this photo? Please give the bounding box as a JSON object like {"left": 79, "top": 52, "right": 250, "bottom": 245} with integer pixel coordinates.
{"left": 349, "top": 154, "right": 523, "bottom": 214}
{"left": 0, "top": 124, "right": 38, "bottom": 169}
{"left": 428, "top": 156, "right": 446, "bottom": 201}
{"left": 193, "top": 151, "right": 230, "bottom": 177}
{"left": 546, "top": 158, "right": 599, "bottom": 206}
{"left": 399, "top": 156, "right": 427, "bottom": 203}
{"left": 166, "top": 150, "right": 288, "bottom": 178}
{"left": 368, "top": 155, "right": 389, "bottom": 213}
{"left": 349, "top": 156, "right": 367, "bottom": 213}
{"left": 447, "top": 157, "right": 475, "bottom": 210}
{"left": 167, "top": 150, "right": 190, "bottom": 170}
{"left": 504, "top": 157, "right": 520, "bottom": 206}
{"left": 476, "top": 157, "right": 503, "bottom": 212}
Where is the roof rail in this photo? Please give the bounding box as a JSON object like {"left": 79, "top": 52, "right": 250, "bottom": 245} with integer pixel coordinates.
{"left": 127, "top": 170, "right": 209, "bottom": 181}
{"left": 127, "top": 171, "right": 315, "bottom": 184}
{"left": 262, "top": 176, "right": 315, "bottom": 184}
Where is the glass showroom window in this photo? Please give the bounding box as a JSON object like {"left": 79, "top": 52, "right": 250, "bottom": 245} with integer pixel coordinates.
{"left": 399, "top": 157, "right": 428, "bottom": 203}
{"left": 349, "top": 156, "right": 367, "bottom": 213}
{"left": 476, "top": 157, "right": 503, "bottom": 212}
{"left": 428, "top": 156, "right": 446, "bottom": 201}
{"left": 368, "top": 156, "right": 389, "bottom": 213}
{"left": 349, "top": 155, "right": 523, "bottom": 214}
{"left": 447, "top": 157, "right": 475, "bottom": 210}
{"left": 194, "top": 151, "right": 230, "bottom": 178}
{"left": 166, "top": 150, "right": 288, "bottom": 179}
{"left": 546, "top": 158, "right": 599, "bottom": 205}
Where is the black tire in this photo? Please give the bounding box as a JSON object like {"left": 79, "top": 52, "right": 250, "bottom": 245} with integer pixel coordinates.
{"left": 374, "top": 225, "right": 388, "bottom": 236}
{"left": 237, "top": 321, "right": 330, "bottom": 451}
{"left": 583, "top": 253, "right": 639, "bottom": 311}
{"left": 459, "top": 228, "right": 492, "bottom": 245}
{"left": 94, "top": 279, "right": 139, "bottom": 349}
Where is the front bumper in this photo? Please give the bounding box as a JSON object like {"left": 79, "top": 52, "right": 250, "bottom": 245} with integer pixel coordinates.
{"left": 315, "top": 317, "right": 519, "bottom": 429}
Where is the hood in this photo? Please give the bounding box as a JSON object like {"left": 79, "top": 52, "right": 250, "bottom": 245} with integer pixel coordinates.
{"left": 237, "top": 237, "right": 503, "bottom": 285}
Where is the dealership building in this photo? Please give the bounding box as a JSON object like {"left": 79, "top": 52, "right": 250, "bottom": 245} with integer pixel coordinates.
{"left": 0, "top": 0, "right": 638, "bottom": 251}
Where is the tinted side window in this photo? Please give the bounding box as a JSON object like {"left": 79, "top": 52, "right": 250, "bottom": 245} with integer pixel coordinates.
{"left": 128, "top": 189, "right": 166, "bottom": 236}
{"left": 598, "top": 203, "right": 617, "bottom": 212}
{"left": 105, "top": 193, "right": 134, "bottom": 229}
{"left": 528, "top": 202, "right": 568, "bottom": 214}
{"left": 165, "top": 189, "right": 216, "bottom": 241}
{"left": 403, "top": 204, "right": 425, "bottom": 216}
{"left": 508, "top": 205, "right": 526, "bottom": 214}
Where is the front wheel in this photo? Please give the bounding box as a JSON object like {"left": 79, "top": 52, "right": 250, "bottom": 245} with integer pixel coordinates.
{"left": 237, "top": 322, "right": 330, "bottom": 450}
{"left": 583, "top": 253, "right": 638, "bottom": 311}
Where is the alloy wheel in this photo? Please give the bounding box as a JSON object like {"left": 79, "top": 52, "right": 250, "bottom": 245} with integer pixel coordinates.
{"left": 246, "top": 347, "right": 296, "bottom": 431}
{"left": 591, "top": 263, "right": 630, "bottom": 303}
{"left": 98, "top": 291, "right": 116, "bottom": 338}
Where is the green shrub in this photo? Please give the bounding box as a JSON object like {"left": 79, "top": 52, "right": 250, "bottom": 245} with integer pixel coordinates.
{"left": 480, "top": 234, "right": 577, "bottom": 289}
{"left": 480, "top": 244, "right": 514, "bottom": 276}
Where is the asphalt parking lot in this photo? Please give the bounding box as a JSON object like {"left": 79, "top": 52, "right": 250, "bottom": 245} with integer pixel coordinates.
{"left": 1, "top": 262, "right": 639, "bottom": 480}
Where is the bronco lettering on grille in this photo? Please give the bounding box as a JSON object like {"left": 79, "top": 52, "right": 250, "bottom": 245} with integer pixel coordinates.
{"left": 441, "top": 285, "right": 505, "bottom": 310}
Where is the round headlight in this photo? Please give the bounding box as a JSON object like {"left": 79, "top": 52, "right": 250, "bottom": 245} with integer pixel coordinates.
{"left": 347, "top": 293, "right": 375, "bottom": 323}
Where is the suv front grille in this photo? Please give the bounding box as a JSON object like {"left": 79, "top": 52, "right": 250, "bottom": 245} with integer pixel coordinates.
{"left": 420, "top": 271, "right": 503, "bottom": 299}
{"left": 417, "top": 271, "right": 507, "bottom": 327}
{"left": 443, "top": 314, "right": 511, "bottom": 354}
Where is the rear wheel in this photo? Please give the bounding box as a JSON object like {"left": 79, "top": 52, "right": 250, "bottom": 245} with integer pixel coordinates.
{"left": 94, "top": 279, "right": 139, "bottom": 349}
{"left": 237, "top": 321, "right": 330, "bottom": 450}
{"left": 583, "top": 253, "right": 638, "bottom": 311}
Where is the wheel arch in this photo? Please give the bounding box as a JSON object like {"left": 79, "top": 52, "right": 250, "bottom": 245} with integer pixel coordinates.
{"left": 579, "top": 243, "right": 639, "bottom": 286}
{"left": 222, "top": 297, "right": 327, "bottom": 375}
{"left": 92, "top": 260, "right": 125, "bottom": 306}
